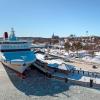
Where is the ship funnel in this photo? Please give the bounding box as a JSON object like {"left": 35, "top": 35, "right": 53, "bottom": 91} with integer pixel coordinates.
{"left": 4, "top": 32, "right": 8, "bottom": 40}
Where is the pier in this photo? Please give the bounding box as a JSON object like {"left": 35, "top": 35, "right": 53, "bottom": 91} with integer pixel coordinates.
{"left": 0, "top": 61, "right": 100, "bottom": 100}
{"left": 32, "top": 58, "right": 100, "bottom": 89}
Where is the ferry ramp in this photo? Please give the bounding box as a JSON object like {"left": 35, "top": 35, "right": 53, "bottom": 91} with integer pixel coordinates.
{"left": 32, "top": 59, "right": 49, "bottom": 74}
{"left": 32, "top": 59, "right": 69, "bottom": 82}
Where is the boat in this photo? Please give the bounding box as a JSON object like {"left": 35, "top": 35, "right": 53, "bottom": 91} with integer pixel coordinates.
{"left": 0, "top": 28, "right": 36, "bottom": 73}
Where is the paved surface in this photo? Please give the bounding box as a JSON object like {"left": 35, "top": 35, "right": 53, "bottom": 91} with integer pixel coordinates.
{"left": 0, "top": 62, "right": 100, "bottom": 100}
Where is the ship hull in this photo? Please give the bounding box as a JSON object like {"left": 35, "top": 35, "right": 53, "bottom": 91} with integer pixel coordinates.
{"left": 0, "top": 50, "right": 36, "bottom": 73}
{"left": 2, "top": 61, "right": 33, "bottom": 73}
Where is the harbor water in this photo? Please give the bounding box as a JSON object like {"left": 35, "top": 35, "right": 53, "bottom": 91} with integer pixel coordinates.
{"left": 0, "top": 62, "right": 100, "bottom": 100}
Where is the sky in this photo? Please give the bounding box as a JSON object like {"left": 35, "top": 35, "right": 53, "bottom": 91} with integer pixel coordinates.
{"left": 0, "top": 0, "right": 100, "bottom": 37}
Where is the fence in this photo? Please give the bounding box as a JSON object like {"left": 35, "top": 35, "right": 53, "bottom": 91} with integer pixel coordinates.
{"left": 70, "top": 69, "right": 100, "bottom": 78}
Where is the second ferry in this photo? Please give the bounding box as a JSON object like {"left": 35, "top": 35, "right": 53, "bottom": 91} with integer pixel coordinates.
{"left": 0, "top": 28, "right": 36, "bottom": 73}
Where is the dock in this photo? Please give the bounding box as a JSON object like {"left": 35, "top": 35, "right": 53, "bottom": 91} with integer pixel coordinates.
{"left": 32, "top": 58, "right": 100, "bottom": 88}
{"left": 0, "top": 62, "right": 100, "bottom": 100}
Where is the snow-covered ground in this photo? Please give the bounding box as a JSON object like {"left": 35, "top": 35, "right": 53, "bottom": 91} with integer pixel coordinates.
{"left": 68, "top": 73, "right": 100, "bottom": 84}
{"left": 82, "top": 55, "right": 100, "bottom": 64}
{"left": 86, "top": 52, "right": 100, "bottom": 64}
{"left": 48, "top": 63, "right": 75, "bottom": 71}
{"left": 35, "top": 53, "right": 100, "bottom": 84}
{"left": 36, "top": 53, "right": 45, "bottom": 61}
{"left": 49, "top": 49, "right": 88, "bottom": 57}
{"left": 48, "top": 49, "right": 100, "bottom": 65}
{"left": 95, "top": 52, "right": 100, "bottom": 56}
{"left": 36, "top": 53, "right": 76, "bottom": 71}
{"left": 36, "top": 51, "right": 100, "bottom": 83}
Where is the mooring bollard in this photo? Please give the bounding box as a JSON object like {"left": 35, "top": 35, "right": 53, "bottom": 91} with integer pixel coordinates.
{"left": 88, "top": 72, "right": 89, "bottom": 76}
{"left": 46, "top": 73, "right": 52, "bottom": 78}
{"left": 72, "top": 70, "right": 74, "bottom": 74}
{"left": 78, "top": 70, "right": 79, "bottom": 74}
{"left": 65, "top": 78, "right": 68, "bottom": 83}
{"left": 90, "top": 79, "right": 93, "bottom": 87}
{"left": 92, "top": 73, "right": 94, "bottom": 77}
{"left": 83, "top": 71, "right": 84, "bottom": 75}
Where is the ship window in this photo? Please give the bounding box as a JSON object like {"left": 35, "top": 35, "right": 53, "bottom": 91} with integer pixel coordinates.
{"left": 1, "top": 42, "right": 27, "bottom": 44}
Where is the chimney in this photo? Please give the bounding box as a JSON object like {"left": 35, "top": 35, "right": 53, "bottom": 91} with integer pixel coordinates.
{"left": 4, "top": 32, "right": 8, "bottom": 40}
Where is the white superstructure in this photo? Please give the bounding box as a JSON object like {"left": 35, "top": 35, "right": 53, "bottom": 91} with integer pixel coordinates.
{"left": 0, "top": 28, "right": 36, "bottom": 73}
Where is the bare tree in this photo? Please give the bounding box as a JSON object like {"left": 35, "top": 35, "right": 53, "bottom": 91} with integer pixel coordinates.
{"left": 72, "top": 41, "right": 83, "bottom": 56}
{"left": 88, "top": 51, "right": 95, "bottom": 58}
{"left": 64, "top": 42, "right": 70, "bottom": 55}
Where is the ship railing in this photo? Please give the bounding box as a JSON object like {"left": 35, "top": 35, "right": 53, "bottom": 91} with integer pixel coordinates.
{"left": 3, "top": 59, "right": 11, "bottom": 64}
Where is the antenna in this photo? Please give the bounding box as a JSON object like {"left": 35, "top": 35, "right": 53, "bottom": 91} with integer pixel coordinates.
{"left": 9, "top": 27, "right": 16, "bottom": 40}
{"left": 11, "top": 27, "right": 15, "bottom": 34}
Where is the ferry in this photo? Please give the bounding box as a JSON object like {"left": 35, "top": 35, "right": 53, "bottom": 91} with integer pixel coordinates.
{"left": 0, "top": 28, "right": 36, "bottom": 73}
